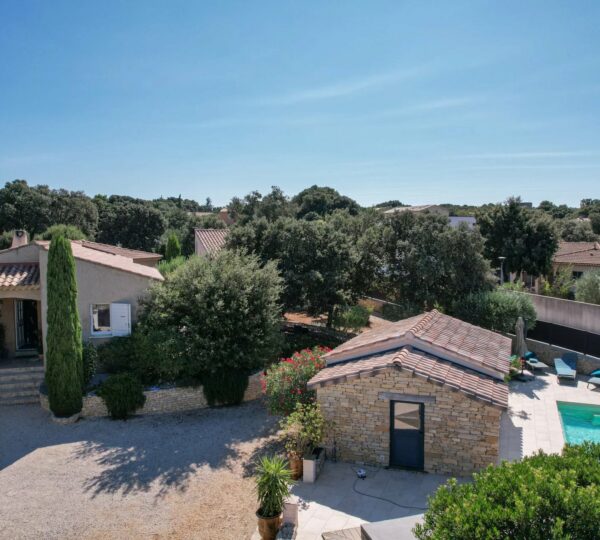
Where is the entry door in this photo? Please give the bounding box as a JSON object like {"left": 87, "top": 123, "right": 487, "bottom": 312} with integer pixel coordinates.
{"left": 15, "top": 300, "right": 39, "bottom": 350}
{"left": 389, "top": 401, "right": 424, "bottom": 470}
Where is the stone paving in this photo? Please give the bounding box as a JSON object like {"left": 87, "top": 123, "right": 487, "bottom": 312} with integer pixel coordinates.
{"left": 288, "top": 463, "right": 453, "bottom": 540}
{"left": 500, "top": 370, "right": 600, "bottom": 461}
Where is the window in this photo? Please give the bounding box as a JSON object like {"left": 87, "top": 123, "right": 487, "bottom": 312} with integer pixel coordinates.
{"left": 90, "top": 303, "right": 131, "bottom": 337}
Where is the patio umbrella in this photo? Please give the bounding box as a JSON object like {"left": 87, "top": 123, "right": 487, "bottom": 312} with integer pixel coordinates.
{"left": 514, "top": 316, "right": 528, "bottom": 359}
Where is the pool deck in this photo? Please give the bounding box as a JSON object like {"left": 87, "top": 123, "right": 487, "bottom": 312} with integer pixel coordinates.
{"left": 501, "top": 371, "right": 600, "bottom": 460}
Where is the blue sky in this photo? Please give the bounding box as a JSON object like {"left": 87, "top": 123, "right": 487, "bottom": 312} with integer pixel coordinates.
{"left": 1, "top": 1, "right": 599, "bottom": 207}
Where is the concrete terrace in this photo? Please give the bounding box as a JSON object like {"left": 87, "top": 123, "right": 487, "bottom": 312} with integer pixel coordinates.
{"left": 501, "top": 371, "right": 600, "bottom": 460}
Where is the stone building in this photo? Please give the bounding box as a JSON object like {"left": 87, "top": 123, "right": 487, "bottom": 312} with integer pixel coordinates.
{"left": 308, "top": 310, "right": 511, "bottom": 476}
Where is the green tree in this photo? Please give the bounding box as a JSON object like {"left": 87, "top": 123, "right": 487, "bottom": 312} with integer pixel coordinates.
{"left": 228, "top": 217, "right": 358, "bottom": 325}
{"left": 477, "top": 197, "right": 559, "bottom": 277}
{"left": 0, "top": 179, "right": 52, "bottom": 235}
{"left": 292, "top": 185, "right": 360, "bottom": 218}
{"left": 138, "top": 251, "right": 283, "bottom": 403}
{"left": 95, "top": 197, "right": 166, "bottom": 251}
{"left": 45, "top": 236, "right": 83, "bottom": 417}
{"left": 49, "top": 189, "right": 99, "bottom": 238}
{"left": 559, "top": 219, "right": 598, "bottom": 241}
{"left": 590, "top": 212, "right": 600, "bottom": 235}
{"left": 414, "top": 443, "right": 600, "bottom": 540}
{"left": 575, "top": 270, "right": 600, "bottom": 305}
{"left": 452, "top": 289, "right": 537, "bottom": 333}
{"left": 164, "top": 233, "right": 181, "bottom": 260}
{"left": 38, "top": 224, "right": 87, "bottom": 241}
{"left": 381, "top": 212, "right": 492, "bottom": 310}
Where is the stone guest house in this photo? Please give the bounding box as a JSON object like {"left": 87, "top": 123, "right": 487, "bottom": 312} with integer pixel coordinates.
{"left": 308, "top": 311, "right": 511, "bottom": 475}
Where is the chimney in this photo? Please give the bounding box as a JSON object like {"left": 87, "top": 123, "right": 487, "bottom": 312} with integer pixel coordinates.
{"left": 11, "top": 230, "right": 29, "bottom": 248}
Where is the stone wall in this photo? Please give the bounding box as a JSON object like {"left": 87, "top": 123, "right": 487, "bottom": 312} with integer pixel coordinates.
{"left": 40, "top": 371, "right": 264, "bottom": 418}
{"left": 316, "top": 368, "right": 503, "bottom": 476}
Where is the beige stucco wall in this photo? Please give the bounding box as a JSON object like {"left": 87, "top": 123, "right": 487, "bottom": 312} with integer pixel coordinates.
{"left": 38, "top": 250, "right": 157, "bottom": 350}
{"left": 316, "top": 368, "right": 503, "bottom": 476}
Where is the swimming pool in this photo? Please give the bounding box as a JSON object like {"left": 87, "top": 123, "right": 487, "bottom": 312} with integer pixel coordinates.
{"left": 557, "top": 402, "right": 600, "bottom": 444}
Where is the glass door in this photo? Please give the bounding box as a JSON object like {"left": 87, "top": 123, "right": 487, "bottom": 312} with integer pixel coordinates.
{"left": 389, "top": 401, "right": 424, "bottom": 470}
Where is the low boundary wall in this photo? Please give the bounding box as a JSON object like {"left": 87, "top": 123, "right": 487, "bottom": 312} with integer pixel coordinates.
{"left": 40, "top": 371, "right": 264, "bottom": 418}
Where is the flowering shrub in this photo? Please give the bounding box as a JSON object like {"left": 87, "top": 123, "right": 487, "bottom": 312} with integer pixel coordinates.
{"left": 263, "top": 346, "right": 330, "bottom": 416}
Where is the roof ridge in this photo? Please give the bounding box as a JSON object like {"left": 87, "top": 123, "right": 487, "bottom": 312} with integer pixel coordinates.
{"left": 407, "top": 309, "right": 438, "bottom": 336}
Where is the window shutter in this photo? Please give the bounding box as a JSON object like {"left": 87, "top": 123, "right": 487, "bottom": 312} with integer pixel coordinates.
{"left": 110, "top": 303, "right": 131, "bottom": 336}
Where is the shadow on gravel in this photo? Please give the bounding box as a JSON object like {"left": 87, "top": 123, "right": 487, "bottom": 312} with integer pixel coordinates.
{"left": 1, "top": 400, "right": 278, "bottom": 499}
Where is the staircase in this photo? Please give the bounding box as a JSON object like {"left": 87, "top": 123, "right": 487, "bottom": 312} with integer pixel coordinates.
{"left": 0, "top": 364, "right": 45, "bottom": 406}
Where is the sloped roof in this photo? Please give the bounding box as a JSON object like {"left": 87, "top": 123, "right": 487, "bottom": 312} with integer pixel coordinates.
{"left": 0, "top": 263, "right": 40, "bottom": 290}
{"left": 75, "top": 240, "right": 162, "bottom": 262}
{"left": 553, "top": 241, "right": 600, "bottom": 267}
{"left": 308, "top": 348, "right": 508, "bottom": 408}
{"left": 194, "top": 228, "right": 229, "bottom": 255}
{"left": 325, "top": 310, "right": 511, "bottom": 377}
{"left": 36, "top": 241, "right": 163, "bottom": 281}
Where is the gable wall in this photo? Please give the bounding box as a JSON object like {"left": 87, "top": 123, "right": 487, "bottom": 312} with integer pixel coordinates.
{"left": 316, "top": 367, "right": 502, "bottom": 475}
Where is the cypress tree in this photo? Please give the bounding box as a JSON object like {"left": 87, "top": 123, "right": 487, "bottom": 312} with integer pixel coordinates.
{"left": 45, "top": 235, "right": 83, "bottom": 417}
{"left": 165, "top": 233, "right": 181, "bottom": 261}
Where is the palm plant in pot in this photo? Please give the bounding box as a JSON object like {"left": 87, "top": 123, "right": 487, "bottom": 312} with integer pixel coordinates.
{"left": 255, "top": 455, "right": 293, "bottom": 540}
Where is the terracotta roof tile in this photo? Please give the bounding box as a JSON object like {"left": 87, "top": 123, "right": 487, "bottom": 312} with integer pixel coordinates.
{"left": 325, "top": 310, "right": 511, "bottom": 376}
{"left": 308, "top": 349, "right": 508, "bottom": 409}
{"left": 194, "top": 229, "right": 228, "bottom": 255}
{"left": 553, "top": 241, "right": 600, "bottom": 267}
{"left": 75, "top": 241, "right": 162, "bottom": 262}
{"left": 36, "top": 241, "right": 163, "bottom": 281}
{"left": 0, "top": 263, "right": 40, "bottom": 289}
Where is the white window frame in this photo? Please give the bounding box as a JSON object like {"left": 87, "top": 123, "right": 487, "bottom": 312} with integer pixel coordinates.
{"left": 90, "top": 303, "right": 131, "bottom": 338}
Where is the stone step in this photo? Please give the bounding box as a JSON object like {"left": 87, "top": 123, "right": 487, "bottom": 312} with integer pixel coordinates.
{"left": 0, "top": 387, "right": 40, "bottom": 399}
{"left": 0, "top": 380, "right": 42, "bottom": 391}
{"left": 0, "top": 365, "right": 44, "bottom": 375}
{"left": 0, "top": 395, "right": 40, "bottom": 406}
{"left": 0, "top": 371, "right": 45, "bottom": 384}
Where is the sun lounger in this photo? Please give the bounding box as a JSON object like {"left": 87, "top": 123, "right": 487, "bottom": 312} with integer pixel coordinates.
{"left": 526, "top": 358, "right": 549, "bottom": 372}
{"left": 587, "top": 377, "right": 600, "bottom": 390}
{"left": 554, "top": 358, "right": 576, "bottom": 380}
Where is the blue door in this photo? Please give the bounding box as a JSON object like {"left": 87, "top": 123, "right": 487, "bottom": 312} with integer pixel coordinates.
{"left": 389, "top": 401, "right": 424, "bottom": 470}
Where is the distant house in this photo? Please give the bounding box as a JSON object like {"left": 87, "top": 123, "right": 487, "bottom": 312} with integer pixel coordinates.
{"left": 308, "top": 310, "right": 510, "bottom": 475}
{"left": 448, "top": 216, "right": 476, "bottom": 229}
{"left": 383, "top": 204, "right": 450, "bottom": 217}
{"left": 191, "top": 208, "right": 234, "bottom": 226}
{"left": 0, "top": 231, "right": 163, "bottom": 363}
{"left": 553, "top": 241, "right": 600, "bottom": 278}
{"left": 194, "top": 228, "right": 229, "bottom": 256}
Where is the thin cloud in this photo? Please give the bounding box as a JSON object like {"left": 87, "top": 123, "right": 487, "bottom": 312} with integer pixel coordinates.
{"left": 257, "top": 66, "right": 429, "bottom": 106}
{"left": 455, "top": 151, "right": 598, "bottom": 159}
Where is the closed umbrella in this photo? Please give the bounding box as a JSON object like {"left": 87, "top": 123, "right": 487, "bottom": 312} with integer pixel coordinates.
{"left": 514, "top": 316, "right": 527, "bottom": 358}
{"left": 514, "top": 316, "right": 530, "bottom": 380}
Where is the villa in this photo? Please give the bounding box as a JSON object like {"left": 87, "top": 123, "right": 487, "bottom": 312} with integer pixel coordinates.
{"left": 0, "top": 231, "right": 163, "bottom": 365}
{"left": 308, "top": 310, "right": 511, "bottom": 475}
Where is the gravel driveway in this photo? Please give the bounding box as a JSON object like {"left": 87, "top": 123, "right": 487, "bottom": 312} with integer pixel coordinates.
{"left": 0, "top": 401, "right": 279, "bottom": 540}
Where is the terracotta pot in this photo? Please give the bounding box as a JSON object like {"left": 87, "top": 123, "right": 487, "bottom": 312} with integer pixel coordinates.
{"left": 256, "top": 511, "right": 282, "bottom": 540}
{"left": 288, "top": 455, "right": 303, "bottom": 480}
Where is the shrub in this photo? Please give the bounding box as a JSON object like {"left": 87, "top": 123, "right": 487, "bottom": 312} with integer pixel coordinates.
{"left": 201, "top": 368, "right": 249, "bottom": 406}
{"left": 255, "top": 455, "right": 293, "bottom": 519}
{"left": 139, "top": 251, "right": 283, "bottom": 384}
{"left": 97, "top": 336, "right": 136, "bottom": 374}
{"left": 82, "top": 341, "right": 98, "bottom": 389}
{"left": 280, "top": 402, "right": 326, "bottom": 458}
{"left": 539, "top": 265, "right": 575, "bottom": 299}
{"left": 157, "top": 255, "right": 187, "bottom": 276}
{"left": 38, "top": 224, "right": 86, "bottom": 241}
{"left": 575, "top": 270, "right": 600, "bottom": 305}
{"left": 45, "top": 235, "right": 83, "bottom": 417}
{"left": 452, "top": 290, "right": 536, "bottom": 334}
{"left": 332, "top": 304, "right": 371, "bottom": 333}
{"left": 164, "top": 232, "right": 181, "bottom": 261}
{"left": 414, "top": 443, "right": 600, "bottom": 540}
{"left": 97, "top": 373, "right": 146, "bottom": 420}
{"left": 264, "top": 346, "right": 329, "bottom": 416}
{"left": 278, "top": 330, "right": 344, "bottom": 360}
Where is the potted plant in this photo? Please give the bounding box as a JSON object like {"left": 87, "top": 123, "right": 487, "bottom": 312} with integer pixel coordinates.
{"left": 280, "top": 404, "right": 311, "bottom": 480}
{"left": 255, "top": 455, "right": 293, "bottom": 540}
{"left": 299, "top": 403, "right": 327, "bottom": 483}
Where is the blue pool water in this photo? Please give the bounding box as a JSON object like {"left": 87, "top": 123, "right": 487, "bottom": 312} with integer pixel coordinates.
{"left": 557, "top": 402, "right": 600, "bottom": 444}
